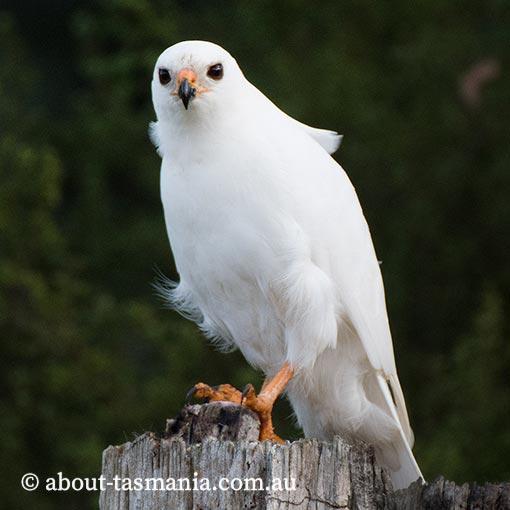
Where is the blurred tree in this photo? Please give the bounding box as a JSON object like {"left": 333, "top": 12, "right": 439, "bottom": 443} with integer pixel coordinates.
{"left": 419, "top": 287, "right": 510, "bottom": 482}
{"left": 0, "top": 1, "right": 509, "bottom": 508}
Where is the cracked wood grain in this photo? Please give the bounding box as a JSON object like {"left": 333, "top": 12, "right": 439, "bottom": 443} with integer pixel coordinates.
{"left": 100, "top": 402, "right": 510, "bottom": 510}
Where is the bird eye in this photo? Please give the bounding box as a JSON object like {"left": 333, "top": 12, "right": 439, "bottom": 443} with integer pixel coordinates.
{"left": 158, "top": 68, "right": 171, "bottom": 85}
{"left": 207, "top": 63, "right": 224, "bottom": 80}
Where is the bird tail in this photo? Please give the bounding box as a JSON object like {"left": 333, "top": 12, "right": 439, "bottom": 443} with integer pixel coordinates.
{"left": 387, "top": 437, "right": 423, "bottom": 491}
{"left": 376, "top": 374, "right": 424, "bottom": 490}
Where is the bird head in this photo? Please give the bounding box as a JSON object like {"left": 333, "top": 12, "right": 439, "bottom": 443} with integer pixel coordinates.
{"left": 151, "top": 40, "right": 243, "bottom": 121}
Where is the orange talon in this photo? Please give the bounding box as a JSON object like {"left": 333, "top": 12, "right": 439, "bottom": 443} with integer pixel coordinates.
{"left": 186, "top": 382, "right": 243, "bottom": 404}
{"left": 185, "top": 362, "right": 294, "bottom": 443}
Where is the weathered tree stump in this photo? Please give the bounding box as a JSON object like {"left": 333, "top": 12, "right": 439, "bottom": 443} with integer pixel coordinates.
{"left": 100, "top": 402, "right": 510, "bottom": 510}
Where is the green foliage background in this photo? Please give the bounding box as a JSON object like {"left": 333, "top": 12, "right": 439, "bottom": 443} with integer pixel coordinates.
{"left": 1, "top": 1, "right": 509, "bottom": 508}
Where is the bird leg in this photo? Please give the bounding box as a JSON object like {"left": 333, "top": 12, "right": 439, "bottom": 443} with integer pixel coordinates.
{"left": 186, "top": 361, "right": 294, "bottom": 444}
{"left": 242, "top": 361, "right": 294, "bottom": 444}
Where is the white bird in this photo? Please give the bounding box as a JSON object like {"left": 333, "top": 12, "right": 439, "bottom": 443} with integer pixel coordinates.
{"left": 151, "top": 40, "right": 423, "bottom": 490}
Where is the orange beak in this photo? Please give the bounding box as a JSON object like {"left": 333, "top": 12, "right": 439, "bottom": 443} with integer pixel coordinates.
{"left": 175, "top": 68, "right": 209, "bottom": 110}
{"left": 177, "top": 68, "right": 197, "bottom": 86}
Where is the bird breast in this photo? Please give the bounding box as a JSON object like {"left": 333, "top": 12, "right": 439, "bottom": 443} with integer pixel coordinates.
{"left": 160, "top": 138, "right": 297, "bottom": 370}
{"left": 158, "top": 117, "right": 357, "bottom": 372}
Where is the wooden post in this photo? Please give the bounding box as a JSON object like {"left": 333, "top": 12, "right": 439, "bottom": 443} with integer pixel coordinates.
{"left": 100, "top": 402, "right": 510, "bottom": 510}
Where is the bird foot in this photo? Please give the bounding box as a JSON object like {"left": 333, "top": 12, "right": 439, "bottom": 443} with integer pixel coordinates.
{"left": 186, "top": 381, "right": 283, "bottom": 443}
{"left": 185, "top": 362, "right": 294, "bottom": 444}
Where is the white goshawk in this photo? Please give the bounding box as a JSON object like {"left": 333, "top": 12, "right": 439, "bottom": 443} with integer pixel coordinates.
{"left": 151, "top": 40, "right": 423, "bottom": 490}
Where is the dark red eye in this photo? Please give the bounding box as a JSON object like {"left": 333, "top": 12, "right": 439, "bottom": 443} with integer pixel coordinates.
{"left": 158, "top": 68, "right": 171, "bottom": 85}
{"left": 207, "top": 63, "right": 224, "bottom": 80}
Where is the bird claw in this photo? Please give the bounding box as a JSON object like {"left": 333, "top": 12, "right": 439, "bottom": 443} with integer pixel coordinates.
{"left": 185, "top": 385, "right": 198, "bottom": 404}
{"left": 241, "top": 383, "right": 256, "bottom": 405}
{"left": 185, "top": 383, "right": 207, "bottom": 404}
{"left": 185, "top": 382, "right": 243, "bottom": 405}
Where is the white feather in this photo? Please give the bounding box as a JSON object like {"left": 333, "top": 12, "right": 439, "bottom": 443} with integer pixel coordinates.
{"left": 244, "top": 81, "right": 343, "bottom": 155}
{"left": 148, "top": 121, "right": 163, "bottom": 156}
{"left": 296, "top": 122, "right": 343, "bottom": 155}
{"left": 151, "top": 40, "right": 423, "bottom": 489}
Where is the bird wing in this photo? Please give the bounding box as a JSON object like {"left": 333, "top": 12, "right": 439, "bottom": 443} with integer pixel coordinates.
{"left": 288, "top": 118, "right": 343, "bottom": 155}
{"left": 335, "top": 216, "right": 414, "bottom": 443}
{"left": 261, "top": 115, "right": 416, "bottom": 449}
{"left": 331, "top": 208, "right": 421, "bottom": 484}
{"left": 244, "top": 96, "right": 411, "bottom": 437}
{"left": 246, "top": 82, "right": 342, "bottom": 155}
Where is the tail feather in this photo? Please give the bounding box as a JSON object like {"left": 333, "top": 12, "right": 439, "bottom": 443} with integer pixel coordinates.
{"left": 388, "top": 373, "right": 414, "bottom": 447}
{"left": 387, "top": 438, "right": 423, "bottom": 491}
{"left": 376, "top": 374, "right": 423, "bottom": 490}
